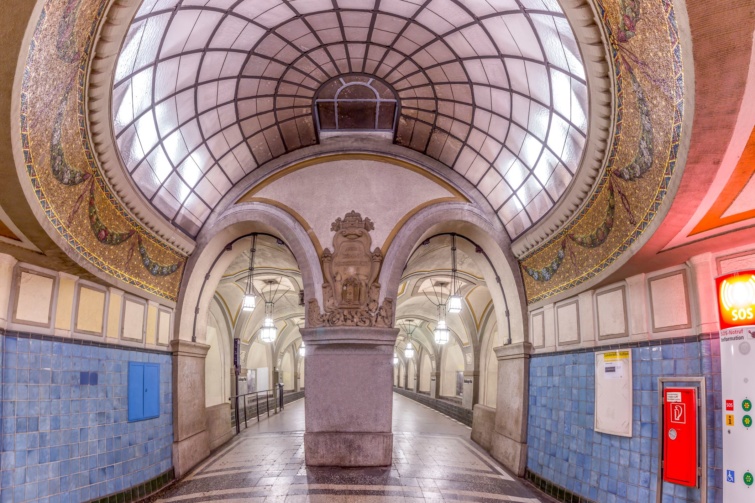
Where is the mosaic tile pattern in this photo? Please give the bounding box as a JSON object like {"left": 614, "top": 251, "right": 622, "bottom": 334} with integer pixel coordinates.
{"left": 521, "top": 0, "right": 686, "bottom": 304}
{"left": 20, "top": 0, "right": 186, "bottom": 302}
{"left": 526, "top": 338, "right": 723, "bottom": 503}
{"left": 0, "top": 333, "right": 173, "bottom": 503}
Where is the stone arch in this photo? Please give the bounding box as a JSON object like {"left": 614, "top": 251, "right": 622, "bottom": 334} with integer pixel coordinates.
{"left": 380, "top": 202, "right": 527, "bottom": 344}
{"left": 174, "top": 202, "right": 323, "bottom": 344}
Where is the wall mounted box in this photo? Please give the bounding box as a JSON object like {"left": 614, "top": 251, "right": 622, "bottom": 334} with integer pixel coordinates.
{"left": 128, "top": 361, "right": 160, "bottom": 422}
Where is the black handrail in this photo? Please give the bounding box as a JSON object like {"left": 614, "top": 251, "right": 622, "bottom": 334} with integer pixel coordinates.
{"left": 229, "top": 383, "right": 286, "bottom": 433}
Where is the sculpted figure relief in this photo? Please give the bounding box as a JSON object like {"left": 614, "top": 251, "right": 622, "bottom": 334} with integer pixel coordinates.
{"left": 308, "top": 211, "right": 394, "bottom": 328}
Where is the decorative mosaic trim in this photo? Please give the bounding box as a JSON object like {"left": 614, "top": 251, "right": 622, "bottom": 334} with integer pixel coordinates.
{"left": 522, "top": 0, "right": 684, "bottom": 304}
{"left": 525, "top": 469, "right": 596, "bottom": 503}
{"left": 20, "top": 0, "right": 185, "bottom": 302}
{"left": 531, "top": 332, "right": 719, "bottom": 359}
{"left": 0, "top": 328, "right": 173, "bottom": 355}
{"left": 85, "top": 469, "right": 174, "bottom": 503}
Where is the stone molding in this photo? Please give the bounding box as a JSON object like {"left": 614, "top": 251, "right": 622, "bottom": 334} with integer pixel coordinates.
{"left": 494, "top": 342, "right": 534, "bottom": 361}
{"left": 300, "top": 326, "right": 398, "bottom": 347}
{"left": 170, "top": 339, "right": 210, "bottom": 358}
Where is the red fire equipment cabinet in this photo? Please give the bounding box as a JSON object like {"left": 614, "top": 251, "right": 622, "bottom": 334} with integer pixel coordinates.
{"left": 662, "top": 387, "right": 699, "bottom": 487}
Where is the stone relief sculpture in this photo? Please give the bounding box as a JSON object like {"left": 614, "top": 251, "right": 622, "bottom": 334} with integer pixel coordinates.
{"left": 307, "top": 211, "right": 393, "bottom": 328}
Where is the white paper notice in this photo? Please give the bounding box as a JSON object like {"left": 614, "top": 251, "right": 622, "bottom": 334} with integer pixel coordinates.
{"left": 604, "top": 361, "right": 624, "bottom": 379}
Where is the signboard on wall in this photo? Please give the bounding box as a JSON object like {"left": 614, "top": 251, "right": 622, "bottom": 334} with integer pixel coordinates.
{"left": 233, "top": 338, "right": 240, "bottom": 376}
{"left": 717, "top": 271, "right": 755, "bottom": 502}
{"left": 595, "top": 350, "right": 633, "bottom": 437}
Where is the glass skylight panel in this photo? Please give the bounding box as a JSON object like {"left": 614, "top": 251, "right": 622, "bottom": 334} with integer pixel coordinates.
{"left": 113, "top": 0, "right": 588, "bottom": 238}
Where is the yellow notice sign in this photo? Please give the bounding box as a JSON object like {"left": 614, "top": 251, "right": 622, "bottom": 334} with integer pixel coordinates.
{"left": 604, "top": 350, "right": 630, "bottom": 362}
{"left": 726, "top": 414, "right": 736, "bottom": 426}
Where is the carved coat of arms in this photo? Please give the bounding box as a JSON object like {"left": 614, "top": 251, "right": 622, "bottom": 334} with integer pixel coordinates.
{"left": 308, "top": 211, "right": 393, "bottom": 327}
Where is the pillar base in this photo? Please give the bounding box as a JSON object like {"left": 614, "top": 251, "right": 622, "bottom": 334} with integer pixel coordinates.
{"left": 301, "top": 326, "right": 398, "bottom": 467}
{"left": 173, "top": 429, "right": 210, "bottom": 478}
{"left": 304, "top": 432, "right": 393, "bottom": 466}
{"left": 490, "top": 430, "right": 528, "bottom": 476}
{"left": 171, "top": 339, "right": 211, "bottom": 478}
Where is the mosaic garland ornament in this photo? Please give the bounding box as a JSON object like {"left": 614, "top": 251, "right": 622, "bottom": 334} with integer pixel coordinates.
{"left": 612, "top": 70, "right": 653, "bottom": 182}
{"left": 20, "top": 0, "right": 186, "bottom": 300}
{"left": 568, "top": 182, "right": 616, "bottom": 248}
{"left": 617, "top": 0, "right": 641, "bottom": 42}
{"left": 50, "top": 90, "right": 90, "bottom": 186}
{"left": 524, "top": 242, "right": 566, "bottom": 282}
{"left": 137, "top": 236, "right": 180, "bottom": 277}
{"left": 88, "top": 183, "right": 134, "bottom": 245}
{"left": 520, "top": 0, "right": 684, "bottom": 300}
{"left": 57, "top": 0, "right": 82, "bottom": 63}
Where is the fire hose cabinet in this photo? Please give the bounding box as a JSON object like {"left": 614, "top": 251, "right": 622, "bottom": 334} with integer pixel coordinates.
{"left": 662, "top": 387, "right": 698, "bottom": 487}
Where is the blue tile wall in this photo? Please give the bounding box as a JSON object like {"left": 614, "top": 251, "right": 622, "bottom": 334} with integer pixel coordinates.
{"left": 526, "top": 337, "right": 723, "bottom": 503}
{"left": 0, "top": 333, "right": 173, "bottom": 503}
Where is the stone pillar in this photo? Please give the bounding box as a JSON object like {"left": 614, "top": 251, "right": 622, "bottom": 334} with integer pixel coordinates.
{"left": 462, "top": 370, "right": 479, "bottom": 409}
{"left": 171, "top": 340, "right": 211, "bottom": 478}
{"left": 301, "top": 326, "right": 398, "bottom": 466}
{"left": 429, "top": 371, "right": 441, "bottom": 398}
{"left": 294, "top": 372, "right": 301, "bottom": 392}
{"left": 488, "top": 342, "right": 532, "bottom": 476}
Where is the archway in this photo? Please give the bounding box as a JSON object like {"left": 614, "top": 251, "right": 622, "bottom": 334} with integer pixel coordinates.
{"left": 381, "top": 204, "right": 531, "bottom": 476}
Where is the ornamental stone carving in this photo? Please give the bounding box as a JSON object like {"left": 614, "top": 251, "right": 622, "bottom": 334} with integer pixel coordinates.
{"left": 307, "top": 211, "right": 393, "bottom": 328}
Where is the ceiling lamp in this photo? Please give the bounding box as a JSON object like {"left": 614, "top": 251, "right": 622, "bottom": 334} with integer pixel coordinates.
{"left": 258, "top": 279, "right": 283, "bottom": 344}
{"left": 299, "top": 342, "right": 306, "bottom": 358}
{"left": 242, "top": 235, "right": 257, "bottom": 311}
{"left": 404, "top": 341, "right": 415, "bottom": 359}
{"left": 447, "top": 235, "right": 463, "bottom": 314}
{"left": 400, "top": 319, "right": 417, "bottom": 359}
{"left": 393, "top": 352, "right": 399, "bottom": 365}
{"left": 434, "top": 305, "right": 450, "bottom": 345}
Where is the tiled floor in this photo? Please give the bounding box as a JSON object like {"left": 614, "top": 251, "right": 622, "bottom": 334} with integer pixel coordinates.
{"left": 150, "top": 394, "right": 545, "bottom": 502}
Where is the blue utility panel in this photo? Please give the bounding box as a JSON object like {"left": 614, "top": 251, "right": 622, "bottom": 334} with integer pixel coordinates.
{"left": 128, "top": 362, "right": 161, "bottom": 422}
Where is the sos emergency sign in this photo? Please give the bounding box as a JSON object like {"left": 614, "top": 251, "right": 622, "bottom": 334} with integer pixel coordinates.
{"left": 717, "top": 271, "right": 755, "bottom": 502}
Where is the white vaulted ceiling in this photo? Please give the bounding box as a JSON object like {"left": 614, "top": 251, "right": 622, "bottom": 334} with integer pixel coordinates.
{"left": 113, "top": 0, "right": 590, "bottom": 238}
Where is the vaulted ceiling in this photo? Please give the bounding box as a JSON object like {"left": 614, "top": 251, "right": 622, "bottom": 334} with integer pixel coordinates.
{"left": 113, "top": 0, "right": 590, "bottom": 238}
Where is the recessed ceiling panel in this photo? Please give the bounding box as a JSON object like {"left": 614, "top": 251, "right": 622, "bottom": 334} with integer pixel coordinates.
{"left": 113, "top": 0, "right": 588, "bottom": 238}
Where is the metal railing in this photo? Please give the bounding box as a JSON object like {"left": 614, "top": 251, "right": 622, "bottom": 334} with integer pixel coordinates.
{"left": 229, "top": 383, "right": 285, "bottom": 433}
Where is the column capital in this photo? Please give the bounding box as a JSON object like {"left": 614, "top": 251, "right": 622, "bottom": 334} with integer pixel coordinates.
{"left": 301, "top": 326, "right": 399, "bottom": 346}
{"left": 494, "top": 342, "right": 533, "bottom": 361}
{"left": 170, "top": 339, "right": 210, "bottom": 358}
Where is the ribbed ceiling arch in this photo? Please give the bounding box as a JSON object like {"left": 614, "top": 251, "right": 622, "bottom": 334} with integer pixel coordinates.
{"left": 113, "top": 0, "right": 589, "bottom": 238}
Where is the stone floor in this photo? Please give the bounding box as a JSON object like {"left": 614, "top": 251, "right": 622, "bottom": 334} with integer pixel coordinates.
{"left": 150, "top": 394, "right": 545, "bottom": 502}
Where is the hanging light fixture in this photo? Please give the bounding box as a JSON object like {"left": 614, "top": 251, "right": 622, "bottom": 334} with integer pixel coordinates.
{"left": 258, "top": 279, "right": 283, "bottom": 343}
{"left": 447, "top": 235, "right": 463, "bottom": 314}
{"left": 393, "top": 352, "right": 399, "bottom": 365}
{"left": 299, "top": 342, "right": 306, "bottom": 358}
{"left": 242, "top": 235, "right": 257, "bottom": 311}
{"left": 434, "top": 304, "right": 450, "bottom": 345}
{"left": 400, "top": 319, "right": 417, "bottom": 359}
{"left": 423, "top": 280, "right": 452, "bottom": 345}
